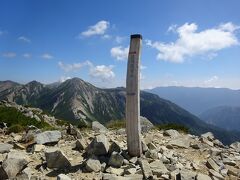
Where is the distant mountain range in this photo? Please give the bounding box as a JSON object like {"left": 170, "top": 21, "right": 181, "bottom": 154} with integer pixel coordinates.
{"left": 200, "top": 106, "right": 240, "bottom": 131}
{"left": 147, "top": 86, "right": 240, "bottom": 115}
{"left": 1, "top": 78, "right": 240, "bottom": 144}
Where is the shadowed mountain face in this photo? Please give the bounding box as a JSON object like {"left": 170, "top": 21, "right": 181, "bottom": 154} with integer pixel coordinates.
{"left": 200, "top": 106, "right": 240, "bottom": 131}
{"left": 1, "top": 78, "right": 240, "bottom": 144}
{"left": 147, "top": 86, "right": 240, "bottom": 115}
{"left": 0, "top": 80, "right": 19, "bottom": 93}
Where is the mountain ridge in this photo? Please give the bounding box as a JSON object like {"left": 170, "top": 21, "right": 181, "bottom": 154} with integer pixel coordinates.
{"left": 147, "top": 86, "right": 240, "bottom": 115}
{"left": 1, "top": 78, "right": 240, "bottom": 144}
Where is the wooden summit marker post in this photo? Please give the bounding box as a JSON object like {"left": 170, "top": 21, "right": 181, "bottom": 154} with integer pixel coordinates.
{"left": 126, "top": 34, "right": 142, "bottom": 157}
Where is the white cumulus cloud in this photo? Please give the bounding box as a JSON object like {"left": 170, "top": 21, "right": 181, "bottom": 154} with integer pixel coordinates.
{"left": 41, "top": 53, "right": 54, "bottom": 60}
{"left": 81, "top": 20, "right": 109, "bottom": 37}
{"left": 110, "top": 46, "right": 129, "bottom": 61}
{"left": 2, "top": 52, "right": 16, "bottom": 58}
{"left": 146, "top": 22, "right": 239, "bottom": 63}
{"left": 18, "top": 36, "right": 31, "bottom": 43}
{"left": 89, "top": 65, "right": 115, "bottom": 81}
{"left": 58, "top": 61, "right": 91, "bottom": 72}
{"left": 58, "top": 60, "right": 115, "bottom": 81}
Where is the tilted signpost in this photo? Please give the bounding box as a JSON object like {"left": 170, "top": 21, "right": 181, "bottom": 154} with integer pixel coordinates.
{"left": 126, "top": 34, "right": 142, "bottom": 157}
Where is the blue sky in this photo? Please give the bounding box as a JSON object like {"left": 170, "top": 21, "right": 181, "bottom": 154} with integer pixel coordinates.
{"left": 1, "top": 0, "right": 240, "bottom": 89}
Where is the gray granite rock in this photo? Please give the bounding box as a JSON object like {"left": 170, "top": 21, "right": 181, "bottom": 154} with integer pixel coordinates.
{"left": 196, "top": 173, "right": 212, "bottom": 180}
{"left": 149, "top": 160, "right": 168, "bottom": 177}
{"left": 108, "top": 152, "right": 124, "bottom": 168}
{"left": 163, "top": 129, "right": 180, "bottom": 138}
{"left": 45, "top": 147, "right": 71, "bottom": 169}
{"left": 1, "top": 151, "right": 29, "bottom": 179}
{"left": 92, "top": 121, "right": 108, "bottom": 132}
{"left": 87, "top": 134, "right": 109, "bottom": 156}
{"left": 206, "top": 158, "right": 220, "bottom": 172}
{"left": 85, "top": 157, "right": 101, "bottom": 172}
{"left": 0, "top": 143, "right": 13, "bottom": 154}
{"left": 139, "top": 159, "right": 153, "bottom": 179}
{"left": 168, "top": 137, "right": 191, "bottom": 148}
{"left": 35, "top": 130, "right": 62, "bottom": 144}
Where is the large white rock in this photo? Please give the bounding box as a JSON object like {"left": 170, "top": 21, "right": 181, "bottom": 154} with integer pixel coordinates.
{"left": 1, "top": 151, "right": 29, "bottom": 179}
{"left": 85, "top": 157, "right": 101, "bottom": 172}
{"left": 163, "top": 129, "right": 180, "bottom": 138}
{"left": 0, "top": 143, "right": 13, "bottom": 154}
{"left": 35, "top": 130, "right": 62, "bottom": 144}
{"left": 57, "top": 174, "right": 72, "bottom": 180}
{"left": 92, "top": 121, "right": 108, "bottom": 132}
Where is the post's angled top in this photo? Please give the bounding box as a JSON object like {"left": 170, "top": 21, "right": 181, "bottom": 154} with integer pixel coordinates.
{"left": 131, "top": 34, "right": 142, "bottom": 39}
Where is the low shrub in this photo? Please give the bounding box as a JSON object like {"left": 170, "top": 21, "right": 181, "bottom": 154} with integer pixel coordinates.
{"left": 106, "top": 120, "right": 126, "bottom": 129}
{"left": 156, "top": 123, "right": 189, "bottom": 133}
{"left": 0, "top": 106, "right": 53, "bottom": 132}
{"left": 7, "top": 124, "right": 24, "bottom": 133}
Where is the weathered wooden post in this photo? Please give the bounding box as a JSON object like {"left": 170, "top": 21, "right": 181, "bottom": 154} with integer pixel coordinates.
{"left": 126, "top": 34, "right": 142, "bottom": 157}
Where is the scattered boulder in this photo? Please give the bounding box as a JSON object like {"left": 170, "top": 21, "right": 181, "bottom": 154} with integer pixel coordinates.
{"left": 206, "top": 158, "right": 220, "bottom": 172}
{"left": 209, "top": 169, "right": 224, "bottom": 180}
{"left": 141, "top": 141, "right": 148, "bottom": 153}
{"left": 200, "top": 137, "right": 214, "bottom": 147}
{"left": 149, "top": 160, "right": 168, "bottom": 177}
{"left": 92, "top": 121, "right": 108, "bottom": 132}
{"left": 168, "top": 137, "right": 190, "bottom": 148}
{"left": 67, "top": 124, "right": 82, "bottom": 139}
{"left": 35, "top": 130, "right": 62, "bottom": 144}
{"left": 230, "top": 142, "right": 240, "bottom": 152}
{"left": 140, "top": 116, "right": 154, "bottom": 133}
{"left": 116, "top": 128, "right": 126, "bottom": 135}
{"left": 75, "top": 139, "right": 87, "bottom": 151}
{"left": 33, "top": 144, "right": 45, "bottom": 152}
{"left": 201, "top": 132, "right": 215, "bottom": 141}
{"left": 1, "top": 151, "right": 29, "bottom": 179}
{"left": 85, "top": 157, "right": 101, "bottom": 172}
{"left": 13, "top": 143, "right": 25, "bottom": 150}
{"left": 87, "top": 134, "right": 109, "bottom": 156}
{"left": 16, "top": 167, "right": 33, "bottom": 179}
{"left": 163, "top": 129, "right": 180, "bottom": 138}
{"left": 196, "top": 173, "right": 212, "bottom": 180}
{"left": 105, "top": 167, "right": 124, "bottom": 176}
{"left": 13, "top": 134, "right": 22, "bottom": 142}
{"left": 177, "top": 169, "right": 197, "bottom": 180}
{"left": 108, "top": 152, "right": 124, "bottom": 168}
{"left": 57, "top": 174, "right": 72, "bottom": 180}
{"left": 45, "top": 147, "right": 71, "bottom": 169}
{"left": 139, "top": 159, "right": 153, "bottom": 179}
{"left": 109, "top": 141, "right": 121, "bottom": 154}
{"left": 145, "top": 149, "right": 158, "bottom": 159}
{"left": 0, "top": 143, "right": 13, "bottom": 154}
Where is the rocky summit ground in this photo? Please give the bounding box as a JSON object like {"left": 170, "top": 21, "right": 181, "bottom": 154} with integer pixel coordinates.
{"left": 0, "top": 119, "right": 240, "bottom": 180}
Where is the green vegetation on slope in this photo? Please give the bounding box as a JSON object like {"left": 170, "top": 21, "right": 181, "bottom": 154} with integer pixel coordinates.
{"left": 106, "top": 120, "right": 125, "bottom": 129}
{"left": 156, "top": 123, "right": 189, "bottom": 133}
{"left": 0, "top": 106, "right": 52, "bottom": 133}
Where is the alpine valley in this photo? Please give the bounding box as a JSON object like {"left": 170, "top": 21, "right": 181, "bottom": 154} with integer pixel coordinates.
{"left": 0, "top": 78, "right": 240, "bottom": 145}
